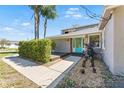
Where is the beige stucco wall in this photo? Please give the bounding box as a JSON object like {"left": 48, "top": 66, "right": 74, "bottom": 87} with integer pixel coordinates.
{"left": 103, "top": 14, "right": 114, "bottom": 73}
{"left": 53, "top": 39, "right": 71, "bottom": 53}
{"left": 103, "top": 6, "right": 124, "bottom": 75}
{"left": 113, "top": 6, "right": 124, "bottom": 75}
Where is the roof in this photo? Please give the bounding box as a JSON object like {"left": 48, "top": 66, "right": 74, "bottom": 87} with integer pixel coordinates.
{"left": 62, "top": 23, "right": 99, "bottom": 31}
{"left": 99, "top": 5, "right": 120, "bottom": 30}
{"left": 47, "top": 24, "right": 101, "bottom": 39}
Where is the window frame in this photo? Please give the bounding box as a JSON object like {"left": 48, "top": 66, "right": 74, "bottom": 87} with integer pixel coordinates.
{"left": 88, "top": 33, "right": 101, "bottom": 48}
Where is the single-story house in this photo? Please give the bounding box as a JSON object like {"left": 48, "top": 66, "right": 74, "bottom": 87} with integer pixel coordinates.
{"left": 48, "top": 23, "right": 102, "bottom": 53}
{"left": 48, "top": 5, "right": 124, "bottom": 76}
{"left": 4, "top": 41, "right": 19, "bottom": 48}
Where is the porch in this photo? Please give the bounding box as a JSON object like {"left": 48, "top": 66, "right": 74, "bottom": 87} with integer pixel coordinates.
{"left": 52, "top": 33, "right": 102, "bottom": 54}
{"left": 50, "top": 52, "right": 83, "bottom": 61}
{"left": 50, "top": 52, "right": 70, "bottom": 61}
{"left": 47, "top": 24, "right": 102, "bottom": 54}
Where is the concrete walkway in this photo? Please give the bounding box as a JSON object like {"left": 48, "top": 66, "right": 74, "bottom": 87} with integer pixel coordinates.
{"left": 2, "top": 55, "right": 81, "bottom": 88}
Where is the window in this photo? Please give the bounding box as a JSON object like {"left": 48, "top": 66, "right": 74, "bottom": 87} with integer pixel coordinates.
{"left": 76, "top": 38, "right": 82, "bottom": 48}
{"left": 89, "top": 35, "right": 100, "bottom": 48}
{"left": 72, "top": 38, "right": 83, "bottom": 48}
{"left": 64, "top": 31, "right": 69, "bottom": 34}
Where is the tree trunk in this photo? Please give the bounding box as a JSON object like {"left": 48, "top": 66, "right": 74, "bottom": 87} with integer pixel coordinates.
{"left": 34, "top": 12, "right": 37, "bottom": 39}
{"left": 44, "top": 17, "right": 47, "bottom": 38}
{"left": 34, "top": 10, "right": 40, "bottom": 39}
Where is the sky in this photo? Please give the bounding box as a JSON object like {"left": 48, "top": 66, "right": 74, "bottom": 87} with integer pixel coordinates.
{"left": 0, "top": 5, "right": 104, "bottom": 41}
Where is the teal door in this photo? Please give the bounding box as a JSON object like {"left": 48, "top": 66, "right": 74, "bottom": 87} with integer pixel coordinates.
{"left": 72, "top": 38, "right": 84, "bottom": 53}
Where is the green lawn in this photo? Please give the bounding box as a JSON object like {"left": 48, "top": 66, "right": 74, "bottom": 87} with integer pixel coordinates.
{"left": 0, "top": 59, "right": 39, "bottom": 88}
{"left": 0, "top": 53, "right": 17, "bottom": 57}
{"left": 4, "top": 48, "right": 18, "bottom": 50}
{"left": 0, "top": 48, "right": 18, "bottom": 53}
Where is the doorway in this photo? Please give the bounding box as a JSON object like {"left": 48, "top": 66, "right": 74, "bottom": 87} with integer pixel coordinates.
{"left": 72, "top": 37, "right": 84, "bottom": 53}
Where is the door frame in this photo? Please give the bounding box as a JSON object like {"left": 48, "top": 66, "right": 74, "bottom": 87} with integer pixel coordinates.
{"left": 72, "top": 37, "right": 84, "bottom": 53}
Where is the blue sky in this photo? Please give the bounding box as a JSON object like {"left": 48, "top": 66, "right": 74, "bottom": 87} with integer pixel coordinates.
{"left": 0, "top": 5, "right": 104, "bottom": 41}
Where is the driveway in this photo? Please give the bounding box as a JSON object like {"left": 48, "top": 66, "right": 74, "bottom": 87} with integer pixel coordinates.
{"left": 2, "top": 55, "right": 81, "bottom": 88}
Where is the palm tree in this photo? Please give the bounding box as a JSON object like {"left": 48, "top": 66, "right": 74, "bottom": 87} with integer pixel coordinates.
{"left": 29, "top": 5, "right": 42, "bottom": 39}
{"left": 41, "top": 5, "right": 57, "bottom": 38}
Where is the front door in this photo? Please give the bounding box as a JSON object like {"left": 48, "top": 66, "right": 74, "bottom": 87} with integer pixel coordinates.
{"left": 72, "top": 38, "right": 84, "bottom": 53}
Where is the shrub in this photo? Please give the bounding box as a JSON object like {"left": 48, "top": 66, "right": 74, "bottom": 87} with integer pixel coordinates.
{"left": 18, "top": 39, "right": 52, "bottom": 63}
{"left": 51, "top": 40, "right": 56, "bottom": 50}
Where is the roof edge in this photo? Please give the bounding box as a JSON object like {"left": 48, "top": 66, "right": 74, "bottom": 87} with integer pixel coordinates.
{"left": 99, "top": 5, "right": 120, "bottom": 30}
{"left": 62, "top": 23, "right": 99, "bottom": 31}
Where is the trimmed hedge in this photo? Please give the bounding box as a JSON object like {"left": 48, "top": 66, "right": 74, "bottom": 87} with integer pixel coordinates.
{"left": 51, "top": 40, "right": 56, "bottom": 50}
{"left": 18, "top": 39, "right": 52, "bottom": 63}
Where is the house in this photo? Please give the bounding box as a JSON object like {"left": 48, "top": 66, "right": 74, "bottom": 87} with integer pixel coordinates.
{"left": 99, "top": 5, "right": 124, "bottom": 75}
{"left": 48, "top": 5, "right": 124, "bottom": 76}
{"left": 5, "top": 41, "right": 19, "bottom": 48}
{"left": 48, "top": 23, "right": 102, "bottom": 53}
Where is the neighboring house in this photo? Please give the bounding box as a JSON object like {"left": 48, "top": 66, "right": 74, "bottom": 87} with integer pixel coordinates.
{"left": 99, "top": 5, "right": 124, "bottom": 75}
{"left": 48, "top": 23, "right": 102, "bottom": 53}
{"left": 5, "top": 41, "right": 19, "bottom": 48}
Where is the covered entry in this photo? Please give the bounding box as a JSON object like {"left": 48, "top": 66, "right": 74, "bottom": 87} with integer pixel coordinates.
{"left": 47, "top": 23, "right": 102, "bottom": 54}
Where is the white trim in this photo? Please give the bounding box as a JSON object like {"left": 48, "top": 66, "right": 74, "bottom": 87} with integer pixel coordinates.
{"left": 70, "top": 35, "right": 85, "bottom": 38}
{"left": 102, "top": 28, "right": 106, "bottom": 50}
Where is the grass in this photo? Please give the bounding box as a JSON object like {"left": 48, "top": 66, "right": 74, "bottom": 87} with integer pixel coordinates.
{"left": 4, "top": 48, "right": 18, "bottom": 50}
{"left": 0, "top": 48, "right": 18, "bottom": 50}
{"left": 0, "top": 59, "right": 39, "bottom": 88}
{"left": 0, "top": 53, "right": 17, "bottom": 57}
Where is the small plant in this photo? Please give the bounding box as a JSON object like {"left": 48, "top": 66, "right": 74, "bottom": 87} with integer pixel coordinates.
{"left": 58, "top": 77, "right": 76, "bottom": 88}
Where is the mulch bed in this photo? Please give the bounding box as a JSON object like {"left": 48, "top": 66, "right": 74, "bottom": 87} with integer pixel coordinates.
{"left": 57, "top": 58, "right": 124, "bottom": 88}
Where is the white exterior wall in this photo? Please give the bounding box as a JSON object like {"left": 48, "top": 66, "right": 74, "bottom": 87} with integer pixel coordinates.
{"left": 54, "top": 39, "right": 71, "bottom": 53}
{"left": 113, "top": 6, "right": 124, "bottom": 75}
{"left": 103, "top": 14, "right": 114, "bottom": 73}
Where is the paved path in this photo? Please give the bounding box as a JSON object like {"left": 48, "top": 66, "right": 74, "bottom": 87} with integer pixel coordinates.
{"left": 2, "top": 56, "right": 81, "bottom": 88}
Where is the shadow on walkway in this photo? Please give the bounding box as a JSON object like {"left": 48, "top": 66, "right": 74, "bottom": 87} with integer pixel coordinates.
{"left": 5, "top": 56, "right": 39, "bottom": 67}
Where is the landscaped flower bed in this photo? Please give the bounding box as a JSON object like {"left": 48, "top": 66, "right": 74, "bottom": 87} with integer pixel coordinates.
{"left": 19, "top": 39, "right": 53, "bottom": 63}
{"left": 57, "top": 59, "right": 124, "bottom": 88}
